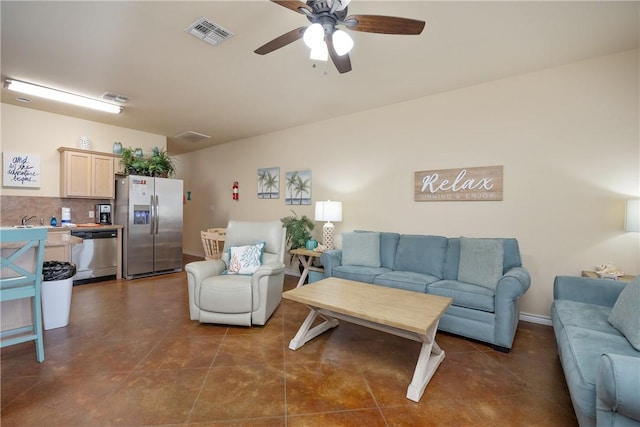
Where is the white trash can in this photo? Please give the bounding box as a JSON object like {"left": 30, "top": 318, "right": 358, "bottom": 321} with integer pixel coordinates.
{"left": 42, "top": 261, "right": 76, "bottom": 330}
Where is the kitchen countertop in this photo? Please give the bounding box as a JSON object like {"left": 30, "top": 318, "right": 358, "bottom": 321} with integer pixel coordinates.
{"left": 49, "top": 224, "right": 123, "bottom": 231}
{"left": 0, "top": 227, "right": 83, "bottom": 248}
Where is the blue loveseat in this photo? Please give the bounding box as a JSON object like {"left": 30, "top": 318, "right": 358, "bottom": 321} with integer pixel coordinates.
{"left": 552, "top": 276, "right": 640, "bottom": 427}
{"left": 320, "top": 231, "right": 531, "bottom": 351}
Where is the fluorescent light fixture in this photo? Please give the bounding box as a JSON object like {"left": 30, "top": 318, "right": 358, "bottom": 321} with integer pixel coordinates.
{"left": 624, "top": 199, "right": 640, "bottom": 232}
{"left": 5, "top": 79, "right": 122, "bottom": 114}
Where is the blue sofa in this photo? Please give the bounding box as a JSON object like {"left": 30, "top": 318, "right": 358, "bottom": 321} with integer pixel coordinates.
{"left": 320, "top": 231, "right": 531, "bottom": 351}
{"left": 552, "top": 276, "right": 640, "bottom": 427}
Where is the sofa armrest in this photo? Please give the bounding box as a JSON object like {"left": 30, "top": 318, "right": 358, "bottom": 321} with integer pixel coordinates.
{"left": 492, "top": 267, "right": 531, "bottom": 349}
{"left": 496, "top": 267, "right": 531, "bottom": 299}
{"left": 252, "top": 262, "right": 286, "bottom": 280}
{"left": 553, "top": 276, "right": 626, "bottom": 307}
{"left": 185, "top": 260, "right": 227, "bottom": 319}
{"left": 597, "top": 354, "right": 640, "bottom": 423}
{"left": 320, "top": 250, "right": 342, "bottom": 277}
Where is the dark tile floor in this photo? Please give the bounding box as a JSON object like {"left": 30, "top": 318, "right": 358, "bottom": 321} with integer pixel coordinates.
{"left": 1, "top": 259, "right": 577, "bottom": 426}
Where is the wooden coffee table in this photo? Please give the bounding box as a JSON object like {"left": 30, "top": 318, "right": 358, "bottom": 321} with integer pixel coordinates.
{"left": 282, "top": 277, "right": 452, "bottom": 402}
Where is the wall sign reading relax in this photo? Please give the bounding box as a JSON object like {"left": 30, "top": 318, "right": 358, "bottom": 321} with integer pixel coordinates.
{"left": 414, "top": 165, "right": 503, "bottom": 202}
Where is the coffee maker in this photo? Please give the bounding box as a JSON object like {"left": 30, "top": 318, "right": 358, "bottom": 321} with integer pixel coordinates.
{"left": 96, "top": 204, "right": 112, "bottom": 225}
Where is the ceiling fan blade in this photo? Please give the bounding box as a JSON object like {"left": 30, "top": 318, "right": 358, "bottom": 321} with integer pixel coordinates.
{"left": 344, "top": 15, "right": 425, "bottom": 35}
{"left": 326, "top": 33, "right": 352, "bottom": 74}
{"left": 271, "top": 0, "right": 312, "bottom": 15}
{"left": 254, "top": 26, "right": 307, "bottom": 55}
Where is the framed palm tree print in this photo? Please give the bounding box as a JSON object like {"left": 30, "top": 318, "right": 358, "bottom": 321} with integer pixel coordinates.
{"left": 285, "top": 170, "right": 311, "bottom": 205}
{"left": 257, "top": 167, "right": 279, "bottom": 199}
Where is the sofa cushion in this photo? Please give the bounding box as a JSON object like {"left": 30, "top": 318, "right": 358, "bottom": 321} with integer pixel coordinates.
{"left": 341, "top": 232, "right": 381, "bottom": 267}
{"left": 354, "top": 230, "right": 400, "bottom": 269}
{"left": 393, "top": 235, "right": 447, "bottom": 277}
{"left": 373, "top": 271, "right": 439, "bottom": 293}
{"left": 200, "top": 275, "right": 252, "bottom": 312}
{"left": 332, "top": 265, "right": 391, "bottom": 284}
{"left": 427, "top": 280, "right": 495, "bottom": 312}
{"left": 444, "top": 238, "right": 522, "bottom": 280}
{"left": 458, "top": 237, "right": 504, "bottom": 289}
{"left": 552, "top": 300, "right": 622, "bottom": 336}
{"left": 557, "top": 325, "right": 640, "bottom": 419}
{"left": 608, "top": 277, "right": 640, "bottom": 351}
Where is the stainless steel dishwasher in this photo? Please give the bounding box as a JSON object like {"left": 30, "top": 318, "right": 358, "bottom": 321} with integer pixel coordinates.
{"left": 71, "top": 229, "right": 118, "bottom": 284}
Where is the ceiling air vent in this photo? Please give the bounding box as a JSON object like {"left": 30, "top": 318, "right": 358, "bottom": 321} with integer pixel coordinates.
{"left": 173, "top": 131, "right": 211, "bottom": 143}
{"left": 185, "top": 17, "right": 234, "bottom": 46}
{"left": 101, "top": 91, "right": 129, "bottom": 103}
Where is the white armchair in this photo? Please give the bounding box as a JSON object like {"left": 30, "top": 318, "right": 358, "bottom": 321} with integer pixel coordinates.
{"left": 185, "top": 220, "right": 286, "bottom": 326}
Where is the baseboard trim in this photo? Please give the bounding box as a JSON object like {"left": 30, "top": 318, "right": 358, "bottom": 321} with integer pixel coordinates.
{"left": 519, "top": 312, "right": 552, "bottom": 326}
{"left": 285, "top": 268, "right": 301, "bottom": 277}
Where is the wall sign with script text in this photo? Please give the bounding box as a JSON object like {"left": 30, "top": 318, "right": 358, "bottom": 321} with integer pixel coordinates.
{"left": 415, "top": 166, "right": 503, "bottom": 202}
{"left": 2, "top": 152, "right": 41, "bottom": 188}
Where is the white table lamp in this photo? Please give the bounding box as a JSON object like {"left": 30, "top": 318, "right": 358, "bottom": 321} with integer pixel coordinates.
{"left": 315, "top": 200, "right": 342, "bottom": 250}
{"left": 625, "top": 199, "right": 640, "bottom": 232}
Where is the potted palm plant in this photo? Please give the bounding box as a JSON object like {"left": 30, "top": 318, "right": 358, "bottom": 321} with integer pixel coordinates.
{"left": 281, "top": 210, "right": 316, "bottom": 284}
{"left": 147, "top": 147, "right": 176, "bottom": 178}
{"left": 280, "top": 210, "right": 314, "bottom": 252}
{"left": 119, "top": 146, "right": 175, "bottom": 177}
{"left": 120, "top": 147, "right": 136, "bottom": 175}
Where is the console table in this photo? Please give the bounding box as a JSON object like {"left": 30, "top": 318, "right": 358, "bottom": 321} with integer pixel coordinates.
{"left": 581, "top": 270, "right": 636, "bottom": 283}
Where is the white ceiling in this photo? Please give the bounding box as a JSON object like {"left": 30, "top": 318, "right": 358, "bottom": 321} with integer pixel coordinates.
{"left": 1, "top": 1, "right": 638, "bottom": 154}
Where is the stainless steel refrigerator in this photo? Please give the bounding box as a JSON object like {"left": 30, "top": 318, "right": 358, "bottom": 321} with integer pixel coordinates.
{"left": 115, "top": 175, "right": 183, "bottom": 279}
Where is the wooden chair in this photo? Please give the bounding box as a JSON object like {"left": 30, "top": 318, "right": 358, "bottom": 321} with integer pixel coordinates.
{"left": 0, "top": 227, "right": 47, "bottom": 362}
{"left": 201, "top": 229, "right": 226, "bottom": 260}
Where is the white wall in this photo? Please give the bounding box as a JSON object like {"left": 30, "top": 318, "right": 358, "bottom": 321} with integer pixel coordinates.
{"left": 177, "top": 50, "right": 640, "bottom": 319}
{"left": 0, "top": 104, "right": 166, "bottom": 197}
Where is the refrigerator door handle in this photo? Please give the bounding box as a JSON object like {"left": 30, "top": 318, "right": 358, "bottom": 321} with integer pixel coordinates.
{"left": 150, "top": 195, "right": 155, "bottom": 235}
{"left": 155, "top": 195, "right": 159, "bottom": 235}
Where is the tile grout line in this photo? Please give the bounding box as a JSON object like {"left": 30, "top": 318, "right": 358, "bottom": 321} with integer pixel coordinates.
{"left": 184, "top": 326, "right": 228, "bottom": 425}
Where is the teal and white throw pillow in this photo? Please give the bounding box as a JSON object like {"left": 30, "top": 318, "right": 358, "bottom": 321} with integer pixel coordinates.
{"left": 227, "top": 241, "right": 265, "bottom": 275}
{"left": 608, "top": 277, "right": 640, "bottom": 351}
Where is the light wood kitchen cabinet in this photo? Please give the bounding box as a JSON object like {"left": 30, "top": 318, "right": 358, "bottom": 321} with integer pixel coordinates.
{"left": 114, "top": 156, "right": 125, "bottom": 175}
{"left": 58, "top": 147, "right": 119, "bottom": 198}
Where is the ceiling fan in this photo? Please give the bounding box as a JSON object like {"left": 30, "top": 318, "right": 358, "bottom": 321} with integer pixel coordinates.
{"left": 254, "top": 0, "right": 425, "bottom": 74}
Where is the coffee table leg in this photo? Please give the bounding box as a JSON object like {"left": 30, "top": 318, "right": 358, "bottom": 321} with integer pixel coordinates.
{"left": 406, "top": 322, "right": 445, "bottom": 402}
{"left": 289, "top": 308, "right": 339, "bottom": 350}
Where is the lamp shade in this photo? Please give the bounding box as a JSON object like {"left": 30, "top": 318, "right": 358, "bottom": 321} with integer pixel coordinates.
{"left": 315, "top": 201, "right": 342, "bottom": 222}
{"left": 625, "top": 199, "right": 640, "bottom": 232}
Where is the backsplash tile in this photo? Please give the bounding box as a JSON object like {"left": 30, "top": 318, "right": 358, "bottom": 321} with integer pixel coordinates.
{"left": 1, "top": 195, "right": 112, "bottom": 226}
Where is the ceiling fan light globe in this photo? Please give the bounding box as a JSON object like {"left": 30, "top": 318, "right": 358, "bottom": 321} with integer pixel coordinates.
{"left": 303, "top": 23, "right": 324, "bottom": 48}
{"left": 309, "top": 42, "right": 329, "bottom": 61}
{"left": 332, "top": 29, "right": 353, "bottom": 56}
